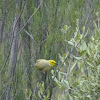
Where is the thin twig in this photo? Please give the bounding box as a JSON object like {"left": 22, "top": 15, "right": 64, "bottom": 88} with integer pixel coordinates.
{"left": 65, "top": 48, "right": 73, "bottom": 80}
{"left": 24, "top": 30, "right": 36, "bottom": 42}
{"left": 14, "top": 1, "right": 43, "bottom": 39}
{"left": 3, "top": 0, "right": 27, "bottom": 68}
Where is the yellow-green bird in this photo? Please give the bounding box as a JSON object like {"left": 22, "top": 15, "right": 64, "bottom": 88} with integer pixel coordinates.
{"left": 35, "top": 59, "right": 56, "bottom": 72}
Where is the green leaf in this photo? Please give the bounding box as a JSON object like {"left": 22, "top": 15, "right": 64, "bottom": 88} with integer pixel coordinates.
{"left": 97, "top": 64, "right": 100, "bottom": 73}
{"left": 51, "top": 70, "right": 54, "bottom": 76}
{"left": 87, "top": 95, "right": 91, "bottom": 99}
{"left": 73, "top": 56, "right": 82, "bottom": 60}
{"left": 38, "top": 91, "right": 41, "bottom": 98}
{"left": 79, "top": 50, "right": 86, "bottom": 56}
{"left": 47, "top": 89, "right": 50, "bottom": 98}
{"left": 53, "top": 77, "right": 61, "bottom": 88}
{"left": 41, "top": 82, "right": 44, "bottom": 93}
{"left": 69, "top": 95, "right": 73, "bottom": 100}
{"left": 59, "top": 71, "right": 66, "bottom": 75}
{"left": 70, "top": 61, "right": 77, "bottom": 72}
{"left": 82, "top": 26, "right": 85, "bottom": 34}
{"left": 72, "top": 81, "right": 79, "bottom": 87}
{"left": 59, "top": 80, "right": 70, "bottom": 89}
{"left": 74, "top": 31, "right": 78, "bottom": 38}
{"left": 63, "top": 80, "right": 70, "bottom": 89}
{"left": 80, "top": 40, "right": 87, "bottom": 51}
{"left": 67, "top": 41, "right": 74, "bottom": 46}
{"left": 64, "top": 25, "right": 70, "bottom": 31}
{"left": 29, "top": 89, "right": 32, "bottom": 97}
{"left": 87, "top": 48, "right": 91, "bottom": 56}
{"left": 86, "top": 61, "right": 94, "bottom": 67}
{"left": 44, "top": 96, "right": 49, "bottom": 100}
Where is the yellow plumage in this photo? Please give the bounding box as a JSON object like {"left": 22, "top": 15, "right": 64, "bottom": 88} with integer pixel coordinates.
{"left": 35, "top": 59, "right": 56, "bottom": 72}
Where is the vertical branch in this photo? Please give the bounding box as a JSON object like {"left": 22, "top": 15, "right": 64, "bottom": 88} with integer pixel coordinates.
{"left": 6, "top": 16, "right": 20, "bottom": 100}
{"left": 83, "top": 0, "right": 93, "bottom": 36}
{"left": 0, "top": 0, "right": 7, "bottom": 43}
{"left": 62, "top": 47, "right": 73, "bottom": 95}
{"left": 65, "top": 48, "right": 73, "bottom": 81}
{"left": 22, "top": 1, "right": 33, "bottom": 100}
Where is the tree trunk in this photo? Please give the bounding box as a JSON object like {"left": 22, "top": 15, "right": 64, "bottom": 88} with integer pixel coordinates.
{"left": 6, "top": 16, "right": 19, "bottom": 100}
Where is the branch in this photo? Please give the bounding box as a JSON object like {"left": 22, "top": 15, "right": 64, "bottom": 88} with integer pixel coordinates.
{"left": 65, "top": 48, "right": 73, "bottom": 80}
{"left": 24, "top": 30, "right": 36, "bottom": 43}
{"left": 14, "top": 1, "right": 43, "bottom": 39}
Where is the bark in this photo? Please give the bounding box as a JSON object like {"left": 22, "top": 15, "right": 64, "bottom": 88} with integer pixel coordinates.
{"left": 6, "top": 16, "right": 19, "bottom": 100}
{"left": 0, "top": 0, "right": 7, "bottom": 43}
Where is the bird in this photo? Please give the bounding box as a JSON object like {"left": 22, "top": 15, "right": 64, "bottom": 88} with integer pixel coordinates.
{"left": 35, "top": 59, "right": 56, "bottom": 72}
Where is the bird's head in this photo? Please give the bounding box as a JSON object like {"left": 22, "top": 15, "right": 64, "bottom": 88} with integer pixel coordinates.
{"left": 48, "top": 60, "right": 56, "bottom": 67}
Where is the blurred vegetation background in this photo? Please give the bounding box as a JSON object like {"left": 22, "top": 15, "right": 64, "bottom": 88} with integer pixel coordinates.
{"left": 0, "top": 0, "right": 100, "bottom": 100}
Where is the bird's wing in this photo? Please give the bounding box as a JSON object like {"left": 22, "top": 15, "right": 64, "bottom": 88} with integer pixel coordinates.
{"left": 35, "top": 60, "right": 49, "bottom": 70}
{"left": 36, "top": 59, "right": 46, "bottom": 63}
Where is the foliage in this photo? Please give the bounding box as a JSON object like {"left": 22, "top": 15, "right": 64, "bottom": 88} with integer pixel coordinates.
{"left": 52, "top": 20, "right": 100, "bottom": 100}
{"left": 0, "top": 0, "right": 100, "bottom": 100}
